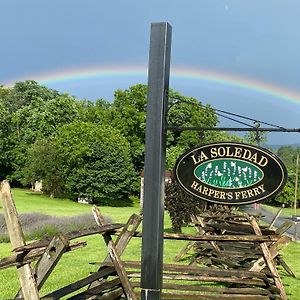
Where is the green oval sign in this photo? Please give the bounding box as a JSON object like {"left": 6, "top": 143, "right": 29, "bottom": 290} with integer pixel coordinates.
{"left": 194, "top": 159, "right": 264, "bottom": 189}
{"left": 174, "top": 142, "right": 288, "bottom": 205}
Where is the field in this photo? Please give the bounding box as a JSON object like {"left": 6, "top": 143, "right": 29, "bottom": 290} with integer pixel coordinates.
{"left": 0, "top": 189, "right": 299, "bottom": 299}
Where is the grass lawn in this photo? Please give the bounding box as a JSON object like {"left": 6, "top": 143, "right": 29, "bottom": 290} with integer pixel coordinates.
{"left": 263, "top": 204, "right": 300, "bottom": 218}
{"left": 0, "top": 189, "right": 299, "bottom": 299}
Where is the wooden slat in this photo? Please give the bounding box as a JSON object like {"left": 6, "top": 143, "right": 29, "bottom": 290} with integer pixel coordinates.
{"left": 130, "top": 232, "right": 280, "bottom": 242}
{"left": 13, "top": 224, "right": 123, "bottom": 252}
{"left": 101, "top": 261, "right": 270, "bottom": 280}
{"left": 127, "top": 272, "right": 267, "bottom": 286}
{"left": 276, "top": 256, "right": 296, "bottom": 278}
{"left": 1, "top": 180, "right": 40, "bottom": 300}
{"left": 0, "top": 241, "right": 86, "bottom": 271}
{"left": 34, "top": 234, "right": 69, "bottom": 289}
{"left": 130, "top": 282, "right": 271, "bottom": 296}
{"left": 159, "top": 292, "right": 270, "bottom": 299}
{"left": 92, "top": 206, "right": 137, "bottom": 300}
{"left": 275, "top": 221, "right": 294, "bottom": 236}
{"left": 16, "top": 234, "right": 69, "bottom": 298}
{"left": 42, "top": 267, "right": 116, "bottom": 299}
{"left": 249, "top": 235, "right": 291, "bottom": 272}
{"left": 67, "top": 278, "right": 121, "bottom": 300}
{"left": 88, "top": 213, "right": 141, "bottom": 294}
{"left": 249, "top": 216, "right": 287, "bottom": 300}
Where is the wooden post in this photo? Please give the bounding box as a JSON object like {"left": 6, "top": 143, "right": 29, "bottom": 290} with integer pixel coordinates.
{"left": 0, "top": 180, "right": 40, "bottom": 300}
{"left": 88, "top": 213, "right": 142, "bottom": 292}
{"left": 16, "top": 234, "right": 69, "bottom": 298}
{"left": 92, "top": 206, "right": 137, "bottom": 300}
{"left": 249, "top": 216, "right": 287, "bottom": 300}
{"left": 268, "top": 207, "right": 283, "bottom": 230}
{"left": 141, "top": 22, "right": 172, "bottom": 300}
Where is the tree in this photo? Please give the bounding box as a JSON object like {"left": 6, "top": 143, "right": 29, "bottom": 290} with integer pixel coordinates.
{"left": 77, "top": 98, "right": 112, "bottom": 125}
{"left": 112, "top": 84, "right": 219, "bottom": 172}
{"left": 3, "top": 80, "right": 59, "bottom": 113}
{"left": 271, "top": 146, "right": 300, "bottom": 207}
{"left": 55, "top": 121, "right": 137, "bottom": 200}
{"left": 112, "top": 84, "right": 147, "bottom": 172}
{"left": 22, "top": 138, "right": 64, "bottom": 197}
{"left": 9, "top": 93, "right": 80, "bottom": 183}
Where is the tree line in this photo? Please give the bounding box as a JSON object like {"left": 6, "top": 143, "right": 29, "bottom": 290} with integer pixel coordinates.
{"left": 0, "top": 80, "right": 297, "bottom": 206}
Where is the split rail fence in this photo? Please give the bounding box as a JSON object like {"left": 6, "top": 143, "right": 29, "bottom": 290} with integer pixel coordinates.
{"left": 0, "top": 180, "right": 295, "bottom": 299}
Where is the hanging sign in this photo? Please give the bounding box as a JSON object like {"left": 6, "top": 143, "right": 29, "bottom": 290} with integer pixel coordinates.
{"left": 174, "top": 142, "right": 287, "bottom": 205}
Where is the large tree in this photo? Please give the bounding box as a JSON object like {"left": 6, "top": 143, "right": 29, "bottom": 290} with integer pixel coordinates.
{"left": 9, "top": 92, "right": 80, "bottom": 183}
{"left": 24, "top": 122, "right": 137, "bottom": 200}
{"left": 112, "top": 84, "right": 219, "bottom": 172}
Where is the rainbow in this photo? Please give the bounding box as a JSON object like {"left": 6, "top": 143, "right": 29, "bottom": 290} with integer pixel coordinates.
{"left": 3, "top": 65, "right": 300, "bottom": 105}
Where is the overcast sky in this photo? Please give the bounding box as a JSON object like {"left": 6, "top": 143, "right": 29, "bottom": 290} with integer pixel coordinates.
{"left": 1, "top": 0, "right": 300, "bottom": 145}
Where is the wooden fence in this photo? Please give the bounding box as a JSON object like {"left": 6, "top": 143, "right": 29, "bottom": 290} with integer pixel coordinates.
{"left": 0, "top": 180, "right": 294, "bottom": 299}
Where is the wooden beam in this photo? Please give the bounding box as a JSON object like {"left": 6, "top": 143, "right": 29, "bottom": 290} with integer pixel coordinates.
{"left": 92, "top": 206, "right": 137, "bottom": 300}
{"left": 87, "top": 213, "right": 142, "bottom": 296}
{"left": 0, "top": 241, "right": 86, "bottom": 271}
{"left": 249, "top": 216, "right": 287, "bottom": 300}
{"left": 42, "top": 267, "right": 116, "bottom": 299}
{"left": 16, "top": 234, "right": 69, "bottom": 298}
{"left": 0, "top": 180, "right": 40, "bottom": 300}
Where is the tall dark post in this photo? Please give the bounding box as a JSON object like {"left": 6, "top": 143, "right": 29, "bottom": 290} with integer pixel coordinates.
{"left": 141, "top": 22, "right": 172, "bottom": 300}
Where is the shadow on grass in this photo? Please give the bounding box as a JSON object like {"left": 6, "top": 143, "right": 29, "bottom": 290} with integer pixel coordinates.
{"left": 94, "top": 197, "right": 137, "bottom": 207}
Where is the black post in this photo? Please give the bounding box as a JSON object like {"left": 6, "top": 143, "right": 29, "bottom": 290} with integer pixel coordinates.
{"left": 141, "top": 22, "right": 172, "bottom": 300}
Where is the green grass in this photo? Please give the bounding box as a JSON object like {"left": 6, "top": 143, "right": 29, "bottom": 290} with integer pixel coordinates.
{"left": 0, "top": 189, "right": 299, "bottom": 299}
{"left": 0, "top": 188, "right": 141, "bottom": 223}
{"left": 263, "top": 204, "right": 300, "bottom": 217}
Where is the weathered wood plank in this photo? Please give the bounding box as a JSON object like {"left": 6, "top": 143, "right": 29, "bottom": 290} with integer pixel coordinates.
{"left": 275, "top": 221, "right": 294, "bottom": 236}
{"left": 174, "top": 242, "right": 195, "bottom": 262}
{"left": 159, "top": 292, "right": 270, "bottom": 299}
{"left": 130, "top": 232, "right": 280, "bottom": 242}
{"left": 1, "top": 180, "right": 40, "bottom": 300}
{"left": 276, "top": 256, "right": 296, "bottom": 278}
{"left": 16, "top": 234, "right": 69, "bottom": 298}
{"left": 0, "top": 241, "right": 86, "bottom": 271}
{"left": 99, "top": 261, "right": 270, "bottom": 280}
{"left": 248, "top": 235, "right": 291, "bottom": 272}
{"left": 128, "top": 272, "right": 267, "bottom": 286}
{"left": 34, "top": 234, "right": 69, "bottom": 289}
{"left": 130, "top": 282, "right": 271, "bottom": 295}
{"left": 88, "top": 213, "right": 142, "bottom": 294}
{"left": 92, "top": 206, "right": 137, "bottom": 300}
{"left": 79, "top": 287, "right": 123, "bottom": 300}
{"left": 41, "top": 267, "right": 116, "bottom": 299}
{"left": 249, "top": 216, "right": 287, "bottom": 300}
{"left": 268, "top": 207, "right": 283, "bottom": 230}
{"left": 13, "top": 224, "right": 123, "bottom": 252}
{"left": 67, "top": 278, "right": 121, "bottom": 300}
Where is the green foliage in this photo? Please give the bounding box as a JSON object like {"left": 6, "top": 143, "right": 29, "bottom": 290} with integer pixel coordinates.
{"left": 112, "top": 84, "right": 147, "bottom": 171}
{"left": 166, "top": 146, "right": 185, "bottom": 170}
{"left": 22, "top": 139, "right": 65, "bottom": 197}
{"left": 112, "top": 84, "right": 220, "bottom": 172}
{"left": 167, "top": 94, "right": 218, "bottom": 148}
{"left": 77, "top": 98, "right": 112, "bottom": 124}
{"left": 55, "top": 121, "right": 137, "bottom": 200}
{"left": 0, "top": 82, "right": 80, "bottom": 184}
{"left": 165, "top": 179, "right": 205, "bottom": 232}
{"left": 276, "top": 146, "right": 300, "bottom": 170}
{"left": 270, "top": 146, "right": 300, "bottom": 207}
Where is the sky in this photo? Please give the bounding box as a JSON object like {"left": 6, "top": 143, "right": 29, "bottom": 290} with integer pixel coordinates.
{"left": 1, "top": 0, "right": 300, "bottom": 145}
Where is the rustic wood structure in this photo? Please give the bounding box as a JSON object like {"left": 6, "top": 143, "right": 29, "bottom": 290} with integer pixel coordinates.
{"left": 0, "top": 181, "right": 294, "bottom": 299}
